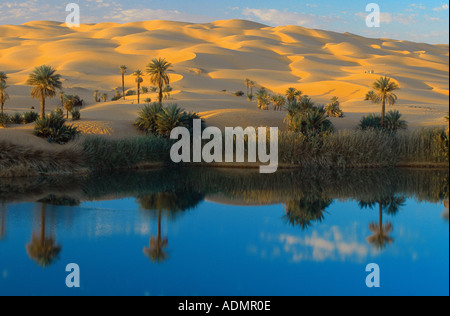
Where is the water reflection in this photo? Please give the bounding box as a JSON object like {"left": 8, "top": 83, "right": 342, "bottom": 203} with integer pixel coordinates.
{"left": 0, "top": 167, "right": 448, "bottom": 295}
{"left": 26, "top": 203, "right": 61, "bottom": 268}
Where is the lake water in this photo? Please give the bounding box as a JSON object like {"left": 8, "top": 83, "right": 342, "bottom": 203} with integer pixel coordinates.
{"left": 0, "top": 168, "right": 448, "bottom": 296}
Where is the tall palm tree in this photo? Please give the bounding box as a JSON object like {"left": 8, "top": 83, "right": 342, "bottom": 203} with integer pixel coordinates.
{"left": 63, "top": 95, "right": 75, "bottom": 119}
{"left": 249, "top": 81, "right": 256, "bottom": 95}
{"left": 0, "top": 82, "right": 9, "bottom": 115}
{"left": 120, "top": 65, "right": 127, "bottom": 100}
{"left": 59, "top": 91, "right": 65, "bottom": 107}
{"left": 0, "top": 72, "right": 7, "bottom": 84}
{"left": 94, "top": 90, "right": 99, "bottom": 103}
{"left": 286, "top": 87, "right": 301, "bottom": 105}
{"left": 245, "top": 78, "right": 251, "bottom": 97}
{"left": 26, "top": 65, "right": 62, "bottom": 119}
{"left": 26, "top": 203, "right": 61, "bottom": 268}
{"left": 372, "top": 76, "right": 400, "bottom": 127}
{"left": 133, "top": 70, "right": 144, "bottom": 104}
{"left": 146, "top": 58, "right": 173, "bottom": 104}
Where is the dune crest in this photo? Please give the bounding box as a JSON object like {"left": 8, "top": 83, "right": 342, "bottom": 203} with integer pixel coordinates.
{"left": 0, "top": 19, "right": 448, "bottom": 130}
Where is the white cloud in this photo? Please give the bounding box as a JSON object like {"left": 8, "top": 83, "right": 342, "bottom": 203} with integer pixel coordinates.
{"left": 242, "top": 8, "right": 336, "bottom": 28}
{"left": 434, "top": 4, "right": 449, "bottom": 11}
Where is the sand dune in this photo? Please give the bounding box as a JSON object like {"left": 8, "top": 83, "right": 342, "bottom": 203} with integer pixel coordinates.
{"left": 0, "top": 19, "right": 448, "bottom": 138}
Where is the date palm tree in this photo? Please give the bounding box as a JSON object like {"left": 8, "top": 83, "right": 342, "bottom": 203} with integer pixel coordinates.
{"left": 26, "top": 65, "right": 62, "bottom": 119}
{"left": 286, "top": 87, "right": 301, "bottom": 105}
{"left": 0, "top": 82, "right": 9, "bottom": 115}
{"left": 94, "top": 90, "right": 99, "bottom": 103}
{"left": 146, "top": 58, "right": 173, "bottom": 104}
{"left": 372, "top": 76, "right": 400, "bottom": 127}
{"left": 245, "top": 78, "right": 251, "bottom": 97}
{"left": 101, "top": 93, "right": 108, "bottom": 102}
{"left": 59, "top": 91, "right": 65, "bottom": 107}
{"left": 120, "top": 65, "right": 127, "bottom": 100}
{"left": 63, "top": 95, "right": 75, "bottom": 119}
{"left": 133, "top": 70, "right": 144, "bottom": 104}
{"left": 0, "top": 72, "right": 7, "bottom": 84}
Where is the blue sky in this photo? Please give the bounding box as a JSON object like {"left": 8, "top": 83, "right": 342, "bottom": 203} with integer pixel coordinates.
{"left": 0, "top": 0, "right": 448, "bottom": 43}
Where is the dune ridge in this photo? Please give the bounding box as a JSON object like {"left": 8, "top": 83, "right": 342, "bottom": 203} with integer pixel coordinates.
{"left": 0, "top": 19, "right": 448, "bottom": 134}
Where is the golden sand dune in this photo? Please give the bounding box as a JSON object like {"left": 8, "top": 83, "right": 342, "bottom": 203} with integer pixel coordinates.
{"left": 0, "top": 19, "right": 448, "bottom": 136}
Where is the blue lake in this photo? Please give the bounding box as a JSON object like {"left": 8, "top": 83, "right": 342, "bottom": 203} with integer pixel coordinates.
{"left": 0, "top": 168, "right": 448, "bottom": 296}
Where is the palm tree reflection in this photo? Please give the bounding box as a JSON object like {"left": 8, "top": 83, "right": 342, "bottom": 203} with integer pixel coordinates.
{"left": 359, "top": 195, "right": 406, "bottom": 250}
{"left": 143, "top": 209, "right": 169, "bottom": 263}
{"left": 138, "top": 191, "right": 204, "bottom": 264}
{"left": 26, "top": 203, "right": 61, "bottom": 268}
{"left": 283, "top": 196, "right": 332, "bottom": 230}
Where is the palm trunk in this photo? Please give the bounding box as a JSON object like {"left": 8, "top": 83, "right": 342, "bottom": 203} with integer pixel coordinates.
{"left": 137, "top": 83, "right": 140, "bottom": 104}
{"left": 381, "top": 96, "right": 386, "bottom": 127}
{"left": 40, "top": 94, "right": 45, "bottom": 119}
{"left": 158, "top": 83, "right": 163, "bottom": 104}
{"left": 122, "top": 73, "right": 125, "bottom": 100}
{"left": 1, "top": 102, "right": 3, "bottom": 115}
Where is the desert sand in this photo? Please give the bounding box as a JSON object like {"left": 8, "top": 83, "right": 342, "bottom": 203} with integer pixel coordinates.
{"left": 0, "top": 19, "right": 448, "bottom": 142}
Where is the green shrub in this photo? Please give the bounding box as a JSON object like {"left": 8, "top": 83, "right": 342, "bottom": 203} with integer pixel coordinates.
{"left": 10, "top": 113, "right": 23, "bottom": 124}
{"left": 34, "top": 112, "right": 80, "bottom": 144}
{"left": 325, "top": 97, "right": 344, "bottom": 118}
{"left": 23, "top": 111, "right": 39, "bottom": 123}
{"left": 135, "top": 103, "right": 164, "bottom": 134}
{"left": 287, "top": 105, "right": 334, "bottom": 136}
{"left": 53, "top": 107, "right": 64, "bottom": 116}
{"left": 0, "top": 113, "right": 9, "bottom": 127}
{"left": 359, "top": 111, "right": 407, "bottom": 132}
{"left": 71, "top": 108, "right": 81, "bottom": 121}
{"left": 135, "top": 103, "right": 204, "bottom": 138}
{"left": 234, "top": 91, "right": 245, "bottom": 97}
{"left": 126, "top": 90, "right": 136, "bottom": 96}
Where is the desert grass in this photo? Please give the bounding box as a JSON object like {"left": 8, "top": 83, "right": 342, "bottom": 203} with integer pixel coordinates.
{"left": 0, "top": 140, "right": 84, "bottom": 178}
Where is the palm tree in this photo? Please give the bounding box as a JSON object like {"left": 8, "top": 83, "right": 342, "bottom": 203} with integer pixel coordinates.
{"left": 0, "top": 72, "right": 7, "bottom": 84}
{"left": 133, "top": 70, "right": 144, "bottom": 104}
{"left": 26, "top": 203, "right": 61, "bottom": 268}
{"left": 0, "top": 82, "right": 9, "bottom": 115}
{"left": 59, "top": 91, "right": 65, "bottom": 107}
{"left": 372, "top": 76, "right": 400, "bottom": 127}
{"left": 245, "top": 78, "right": 251, "bottom": 97}
{"left": 163, "top": 85, "right": 173, "bottom": 100}
{"left": 249, "top": 80, "right": 256, "bottom": 96}
{"left": 286, "top": 87, "right": 301, "bottom": 105}
{"left": 101, "top": 93, "right": 108, "bottom": 102}
{"left": 26, "top": 65, "right": 62, "bottom": 119}
{"left": 94, "top": 90, "right": 99, "bottom": 103}
{"left": 63, "top": 95, "right": 75, "bottom": 119}
{"left": 120, "top": 65, "right": 127, "bottom": 100}
{"left": 385, "top": 110, "right": 408, "bottom": 131}
{"left": 146, "top": 58, "right": 173, "bottom": 104}
{"left": 255, "top": 87, "right": 270, "bottom": 110}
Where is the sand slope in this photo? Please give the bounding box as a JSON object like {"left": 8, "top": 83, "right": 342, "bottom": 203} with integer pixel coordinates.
{"left": 0, "top": 19, "right": 448, "bottom": 136}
